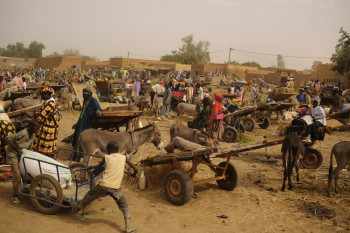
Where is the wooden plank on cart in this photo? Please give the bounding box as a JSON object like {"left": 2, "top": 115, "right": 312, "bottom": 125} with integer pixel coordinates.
{"left": 71, "top": 83, "right": 100, "bottom": 107}
{"left": 7, "top": 104, "right": 42, "bottom": 118}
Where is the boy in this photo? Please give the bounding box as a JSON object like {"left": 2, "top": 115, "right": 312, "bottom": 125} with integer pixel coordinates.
{"left": 72, "top": 141, "right": 138, "bottom": 233}
{"left": 5, "top": 120, "right": 40, "bottom": 204}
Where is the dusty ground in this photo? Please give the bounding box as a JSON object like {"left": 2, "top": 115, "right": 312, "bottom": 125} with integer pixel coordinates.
{"left": 1, "top": 98, "right": 350, "bottom": 233}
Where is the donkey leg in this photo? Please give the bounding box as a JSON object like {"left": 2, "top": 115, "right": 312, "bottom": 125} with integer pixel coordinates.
{"left": 333, "top": 167, "right": 341, "bottom": 193}
{"left": 282, "top": 152, "right": 287, "bottom": 191}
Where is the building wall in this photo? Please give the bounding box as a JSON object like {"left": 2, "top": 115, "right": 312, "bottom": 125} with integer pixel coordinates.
{"left": 81, "top": 60, "right": 110, "bottom": 68}
{"left": 110, "top": 57, "right": 179, "bottom": 68}
{"left": 311, "top": 63, "right": 350, "bottom": 88}
{"left": 35, "top": 56, "right": 81, "bottom": 70}
{"left": 0, "top": 56, "right": 36, "bottom": 69}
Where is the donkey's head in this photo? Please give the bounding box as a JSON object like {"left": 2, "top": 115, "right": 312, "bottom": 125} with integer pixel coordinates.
{"left": 150, "top": 123, "right": 163, "bottom": 150}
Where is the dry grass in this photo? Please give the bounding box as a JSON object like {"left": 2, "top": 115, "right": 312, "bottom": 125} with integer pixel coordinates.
{"left": 123, "top": 160, "right": 187, "bottom": 191}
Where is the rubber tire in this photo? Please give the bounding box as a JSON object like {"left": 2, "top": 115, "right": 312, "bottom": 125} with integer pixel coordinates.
{"left": 70, "top": 162, "right": 91, "bottom": 184}
{"left": 222, "top": 127, "right": 238, "bottom": 143}
{"left": 258, "top": 117, "right": 270, "bottom": 129}
{"left": 243, "top": 118, "right": 255, "bottom": 132}
{"left": 29, "top": 174, "right": 63, "bottom": 215}
{"left": 299, "top": 148, "right": 323, "bottom": 169}
{"left": 216, "top": 162, "right": 239, "bottom": 191}
{"left": 164, "top": 170, "right": 194, "bottom": 205}
{"left": 236, "top": 123, "right": 246, "bottom": 133}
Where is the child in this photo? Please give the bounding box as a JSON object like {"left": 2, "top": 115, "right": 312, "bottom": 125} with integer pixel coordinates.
{"left": 5, "top": 120, "right": 40, "bottom": 204}
{"left": 72, "top": 141, "right": 138, "bottom": 233}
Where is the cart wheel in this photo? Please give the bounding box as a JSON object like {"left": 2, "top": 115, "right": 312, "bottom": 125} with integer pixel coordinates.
{"left": 299, "top": 148, "right": 323, "bottom": 169}
{"left": 243, "top": 118, "right": 255, "bottom": 131}
{"left": 164, "top": 170, "right": 194, "bottom": 205}
{"left": 29, "top": 174, "right": 63, "bottom": 215}
{"left": 70, "top": 162, "right": 91, "bottom": 184}
{"left": 223, "top": 127, "right": 238, "bottom": 143}
{"left": 258, "top": 117, "right": 270, "bottom": 129}
{"left": 236, "top": 123, "right": 246, "bottom": 133}
{"left": 216, "top": 162, "right": 239, "bottom": 191}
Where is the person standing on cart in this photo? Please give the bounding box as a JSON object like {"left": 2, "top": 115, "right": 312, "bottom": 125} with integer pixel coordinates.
{"left": 71, "top": 141, "right": 137, "bottom": 233}
{"left": 32, "top": 84, "right": 61, "bottom": 158}
{"left": 72, "top": 88, "right": 101, "bottom": 159}
{"left": 5, "top": 120, "right": 40, "bottom": 204}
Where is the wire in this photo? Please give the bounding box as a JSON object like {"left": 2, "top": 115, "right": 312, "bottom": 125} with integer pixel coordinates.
{"left": 209, "top": 48, "right": 230, "bottom": 53}
{"left": 129, "top": 52, "right": 161, "bottom": 58}
{"left": 232, "top": 48, "right": 330, "bottom": 60}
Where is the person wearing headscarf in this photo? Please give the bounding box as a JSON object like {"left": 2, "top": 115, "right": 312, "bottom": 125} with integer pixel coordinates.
{"left": 249, "top": 84, "right": 256, "bottom": 105}
{"left": 188, "top": 97, "right": 212, "bottom": 130}
{"left": 160, "top": 83, "right": 172, "bottom": 119}
{"left": 134, "top": 79, "right": 141, "bottom": 96}
{"left": 32, "top": 84, "right": 61, "bottom": 157}
{"left": 209, "top": 94, "right": 224, "bottom": 144}
{"left": 72, "top": 88, "right": 101, "bottom": 158}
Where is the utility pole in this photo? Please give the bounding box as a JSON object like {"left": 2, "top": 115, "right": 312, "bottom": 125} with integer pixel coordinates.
{"left": 227, "top": 48, "right": 233, "bottom": 77}
{"left": 127, "top": 51, "right": 130, "bottom": 66}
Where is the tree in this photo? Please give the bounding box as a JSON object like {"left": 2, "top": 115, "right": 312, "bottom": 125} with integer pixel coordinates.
{"left": 311, "top": 61, "right": 322, "bottom": 71}
{"left": 0, "top": 41, "right": 45, "bottom": 58}
{"left": 225, "top": 61, "right": 240, "bottom": 65}
{"left": 277, "top": 54, "right": 285, "bottom": 68}
{"left": 161, "top": 35, "right": 210, "bottom": 64}
{"left": 27, "top": 41, "right": 45, "bottom": 58}
{"left": 331, "top": 27, "right": 350, "bottom": 79}
{"left": 241, "top": 61, "right": 261, "bottom": 68}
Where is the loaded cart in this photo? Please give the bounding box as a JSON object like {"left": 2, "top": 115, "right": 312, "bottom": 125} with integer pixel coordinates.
{"left": 18, "top": 148, "right": 103, "bottom": 215}
{"left": 141, "top": 147, "right": 239, "bottom": 205}
{"left": 141, "top": 135, "right": 324, "bottom": 206}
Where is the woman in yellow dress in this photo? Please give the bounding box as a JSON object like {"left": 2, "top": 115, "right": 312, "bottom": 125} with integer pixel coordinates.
{"left": 32, "top": 84, "right": 61, "bottom": 157}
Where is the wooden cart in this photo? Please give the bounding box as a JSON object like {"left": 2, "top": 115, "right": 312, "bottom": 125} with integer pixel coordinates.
{"left": 91, "top": 108, "right": 142, "bottom": 131}
{"left": 141, "top": 136, "right": 323, "bottom": 205}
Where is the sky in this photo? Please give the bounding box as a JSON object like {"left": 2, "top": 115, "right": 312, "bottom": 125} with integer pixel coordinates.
{"left": 1, "top": 0, "right": 349, "bottom": 70}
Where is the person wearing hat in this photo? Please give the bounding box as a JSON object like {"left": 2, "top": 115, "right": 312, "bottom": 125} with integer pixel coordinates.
{"left": 32, "top": 84, "right": 61, "bottom": 157}
{"left": 72, "top": 88, "right": 101, "bottom": 159}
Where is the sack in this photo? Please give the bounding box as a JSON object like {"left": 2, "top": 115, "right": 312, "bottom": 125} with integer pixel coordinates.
{"left": 19, "top": 149, "right": 71, "bottom": 188}
{"left": 215, "top": 113, "right": 224, "bottom": 120}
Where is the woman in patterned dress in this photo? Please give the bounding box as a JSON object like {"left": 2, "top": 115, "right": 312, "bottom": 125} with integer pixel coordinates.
{"left": 32, "top": 84, "right": 61, "bottom": 157}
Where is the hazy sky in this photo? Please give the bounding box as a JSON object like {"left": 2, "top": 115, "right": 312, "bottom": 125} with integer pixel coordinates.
{"left": 1, "top": 0, "right": 349, "bottom": 70}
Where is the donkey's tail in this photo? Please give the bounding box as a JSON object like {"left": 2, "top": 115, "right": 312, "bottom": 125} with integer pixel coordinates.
{"left": 328, "top": 146, "right": 335, "bottom": 183}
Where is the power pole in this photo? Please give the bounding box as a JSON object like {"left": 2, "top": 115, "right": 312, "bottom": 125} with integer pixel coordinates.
{"left": 127, "top": 51, "right": 130, "bottom": 66}
{"left": 227, "top": 48, "right": 233, "bottom": 77}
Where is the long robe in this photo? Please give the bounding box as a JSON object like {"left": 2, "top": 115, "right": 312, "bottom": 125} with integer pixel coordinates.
{"left": 32, "top": 99, "right": 61, "bottom": 156}
{"left": 72, "top": 97, "right": 101, "bottom": 150}
{"left": 160, "top": 88, "right": 172, "bottom": 116}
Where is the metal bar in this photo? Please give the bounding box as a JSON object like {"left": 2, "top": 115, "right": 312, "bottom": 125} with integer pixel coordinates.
{"left": 20, "top": 192, "right": 70, "bottom": 208}
{"left": 193, "top": 175, "right": 226, "bottom": 186}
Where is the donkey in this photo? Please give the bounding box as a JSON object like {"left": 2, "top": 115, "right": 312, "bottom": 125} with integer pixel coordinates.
{"left": 327, "top": 141, "right": 350, "bottom": 196}
{"left": 76, "top": 124, "right": 163, "bottom": 162}
{"left": 281, "top": 131, "right": 305, "bottom": 191}
{"left": 176, "top": 103, "right": 198, "bottom": 124}
{"left": 170, "top": 123, "right": 213, "bottom": 147}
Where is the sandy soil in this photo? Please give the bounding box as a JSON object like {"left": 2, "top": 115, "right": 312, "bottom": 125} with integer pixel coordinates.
{"left": 1, "top": 99, "right": 350, "bottom": 233}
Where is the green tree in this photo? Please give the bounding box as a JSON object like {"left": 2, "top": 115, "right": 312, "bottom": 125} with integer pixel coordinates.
{"left": 63, "top": 49, "right": 81, "bottom": 57}
{"left": 226, "top": 61, "right": 240, "bottom": 65}
{"left": 27, "top": 41, "right": 45, "bottom": 58}
{"left": 241, "top": 61, "right": 261, "bottom": 68}
{"left": 277, "top": 54, "right": 285, "bottom": 68}
{"left": 311, "top": 61, "right": 322, "bottom": 71}
{"left": 331, "top": 27, "right": 350, "bottom": 79}
{"left": 0, "top": 41, "right": 45, "bottom": 58}
{"left": 161, "top": 35, "right": 210, "bottom": 64}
